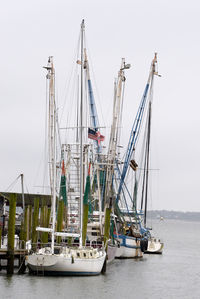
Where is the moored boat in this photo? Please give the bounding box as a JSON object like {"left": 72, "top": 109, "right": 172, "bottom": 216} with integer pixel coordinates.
{"left": 144, "top": 237, "right": 163, "bottom": 254}
{"left": 115, "top": 235, "right": 143, "bottom": 258}
{"left": 28, "top": 245, "right": 106, "bottom": 275}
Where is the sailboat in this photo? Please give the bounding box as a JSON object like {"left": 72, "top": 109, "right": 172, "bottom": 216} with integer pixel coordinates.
{"left": 27, "top": 20, "right": 106, "bottom": 275}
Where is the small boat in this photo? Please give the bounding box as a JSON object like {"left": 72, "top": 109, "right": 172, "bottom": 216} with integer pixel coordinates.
{"left": 144, "top": 237, "right": 164, "bottom": 254}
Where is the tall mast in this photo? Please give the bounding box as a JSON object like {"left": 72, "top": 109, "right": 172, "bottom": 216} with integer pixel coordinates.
{"left": 79, "top": 19, "right": 85, "bottom": 247}
{"left": 139, "top": 54, "right": 160, "bottom": 226}
{"left": 104, "top": 59, "right": 130, "bottom": 246}
{"left": 44, "top": 56, "right": 56, "bottom": 253}
{"left": 105, "top": 59, "right": 130, "bottom": 203}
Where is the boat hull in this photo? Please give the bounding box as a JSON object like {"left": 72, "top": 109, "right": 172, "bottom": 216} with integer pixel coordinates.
{"left": 144, "top": 239, "right": 164, "bottom": 254}
{"left": 115, "top": 235, "right": 143, "bottom": 258}
{"left": 27, "top": 250, "right": 106, "bottom": 276}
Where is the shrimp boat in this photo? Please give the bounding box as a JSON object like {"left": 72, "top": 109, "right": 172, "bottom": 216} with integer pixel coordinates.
{"left": 27, "top": 20, "right": 106, "bottom": 275}
{"left": 71, "top": 22, "right": 119, "bottom": 263}
{"left": 113, "top": 54, "right": 162, "bottom": 258}
{"left": 132, "top": 53, "right": 163, "bottom": 254}
{"left": 102, "top": 57, "right": 143, "bottom": 259}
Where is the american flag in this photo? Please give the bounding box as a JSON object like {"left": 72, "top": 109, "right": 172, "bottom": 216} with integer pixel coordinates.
{"left": 88, "top": 128, "right": 105, "bottom": 146}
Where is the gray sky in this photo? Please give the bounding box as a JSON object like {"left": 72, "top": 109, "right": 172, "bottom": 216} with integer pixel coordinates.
{"left": 0, "top": 0, "right": 199, "bottom": 212}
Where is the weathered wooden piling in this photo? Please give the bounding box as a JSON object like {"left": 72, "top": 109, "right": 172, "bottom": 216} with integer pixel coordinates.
{"left": 7, "top": 193, "right": 16, "bottom": 274}
{"left": 28, "top": 205, "right": 32, "bottom": 240}
{"left": 19, "top": 220, "right": 24, "bottom": 248}
{"left": 104, "top": 207, "right": 111, "bottom": 250}
{"left": 40, "top": 202, "right": 45, "bottom": 244}
{"left": 56, "top": 200, "right": 64, "bottom": 243}
{"left": 41, "top": 200, "right": 50, "bottom": 244}
{"left": 82, "top": 204, "right": 89, "bottom": 246}
{"left": 32, "top": 198, "right": 39, "bottom": 250}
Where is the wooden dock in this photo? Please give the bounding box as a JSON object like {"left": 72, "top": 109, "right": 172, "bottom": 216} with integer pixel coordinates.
{"left": 0, "top": 248, "right": 28, "bottom": 274}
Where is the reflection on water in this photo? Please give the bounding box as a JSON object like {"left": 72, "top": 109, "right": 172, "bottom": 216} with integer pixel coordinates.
{"left": 0, "top": 220, "right": 200, "bottom": 299}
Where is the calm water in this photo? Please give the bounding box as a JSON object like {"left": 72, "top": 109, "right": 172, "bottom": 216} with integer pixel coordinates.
{"left": 1, "top": 220, "right": 200, "bottom": 299}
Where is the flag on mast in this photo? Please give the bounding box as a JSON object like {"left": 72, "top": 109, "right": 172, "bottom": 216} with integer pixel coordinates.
{"left": 88, "top": 128, "right": 105, "bottom": 146}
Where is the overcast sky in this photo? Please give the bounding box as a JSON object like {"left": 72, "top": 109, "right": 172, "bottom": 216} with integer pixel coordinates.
{"left": 0, "top": 0, "right": 199, "bottom": 212}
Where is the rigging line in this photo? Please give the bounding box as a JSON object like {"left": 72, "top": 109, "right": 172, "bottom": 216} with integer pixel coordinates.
{"left": 135, "top": 102, "right": 150, "bottom": 198}
{"left": 140, "top": 108, "right": 150, "bottom": 211}
{"left": 5, "top": 174, "right": 21, "bottom": 192}
{"left": 115, "top": 164, "right": 134, "bottom": 217}
{"left": 144, "top": 102, "right": 152, "bottom": 227}
{"left": 135, "top": 69, "right": 155, "bottom": 150}
{"left": 64, "top": 64, "right": 79, "bottom": 143}
{"left": 42, "top": 75, "right": 49, "bottom": 192}
{"left": 84, "top": 36, "right": 106, "bottom": 128}
{"left": 60, "top": 32, "right": 81, "bottom": 123}
{"left": 54, "top": 71, "right": 62, "bottom": 154}
{"left": 56, "top": 107, "right": 62, "bottom": 154}
{"left": 24, "top": 176, "right": 30, "bottom": 195}
{"left": 120, "top": 72, "right": 153, "bottom": 193}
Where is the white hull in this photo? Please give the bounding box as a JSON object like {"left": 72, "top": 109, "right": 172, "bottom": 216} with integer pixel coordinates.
{"left": 27, "top": 247, "right": 106, "bottom": 276}
{"left": 115, "top": 235, "right": 143, "bottom": 258}
{"left": 145, "top": 239, "right": 164, "bottom": 254}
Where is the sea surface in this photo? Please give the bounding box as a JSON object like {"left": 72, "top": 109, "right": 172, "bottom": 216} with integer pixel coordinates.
{"left": 0, "top": 219, "right": 200, "bottom": 299}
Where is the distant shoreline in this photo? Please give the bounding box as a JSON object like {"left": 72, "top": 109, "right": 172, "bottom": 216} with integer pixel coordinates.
{"left": 147, "top": 210, "right": 200, "bottom": 222}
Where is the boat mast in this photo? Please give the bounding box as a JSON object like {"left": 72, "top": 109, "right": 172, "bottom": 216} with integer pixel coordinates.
{"left": 79, "top": 19, "right": 85, "bottom": 248}
{"left": 44, "top": 57, "right": 56, "bottom": 253}
{"left": 105, "top": 59, "right": 130, "bottom": 202}
{"left": 104, "top": 59, "right": 130, "bottom": 245}
{"left": 140, "top": 53, "right": 160, "bottom": 226}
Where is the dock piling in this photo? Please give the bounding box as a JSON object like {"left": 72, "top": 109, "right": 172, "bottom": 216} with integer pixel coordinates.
{"left": 7, "top": 193, "right": 16, "bottom": 274}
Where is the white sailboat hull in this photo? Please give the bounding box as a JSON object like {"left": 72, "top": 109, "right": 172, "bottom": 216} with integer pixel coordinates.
{"left": 115, "top": 235, "right": 143, "bottom": 258}
{"left": 145, "top": 239, "right": 164, "bottom": 254}
{"left": 27, "top": 249, "right": 106, "bottom": 276}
